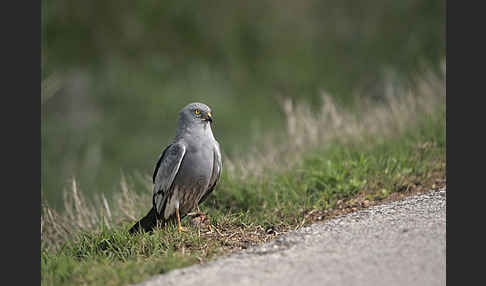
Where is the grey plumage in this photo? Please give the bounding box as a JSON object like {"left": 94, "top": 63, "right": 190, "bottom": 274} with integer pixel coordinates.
{"left": 129, "top": 102, "right": 222, "bottom": 234}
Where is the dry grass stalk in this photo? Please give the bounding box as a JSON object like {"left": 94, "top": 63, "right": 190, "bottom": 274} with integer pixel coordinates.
{"left": 225, "top": 68, "right": 445, "bottom": 180}
{"left": 41, "top": 176, "right": 150, "bottom": 251}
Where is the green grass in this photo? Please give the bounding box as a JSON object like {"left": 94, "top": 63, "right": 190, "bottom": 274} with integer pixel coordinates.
{"left": 42, "top": 228, "right": 199, "bottom": 285}
{"left": 41, "top": 106, "right": 445, "bottom": 286}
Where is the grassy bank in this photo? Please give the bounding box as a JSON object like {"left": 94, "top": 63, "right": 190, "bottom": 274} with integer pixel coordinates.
{"left": 41, "top": 72, "right": 445, "bottom": 285}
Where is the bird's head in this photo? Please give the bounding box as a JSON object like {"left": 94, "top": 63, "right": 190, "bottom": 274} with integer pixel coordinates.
{"left": 178, "top": 102, "right": 214, "bottom": 127}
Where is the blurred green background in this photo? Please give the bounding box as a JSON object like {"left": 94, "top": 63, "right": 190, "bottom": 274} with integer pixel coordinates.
{"left": 41, "top": 0, "right": 445, "bottom": 210}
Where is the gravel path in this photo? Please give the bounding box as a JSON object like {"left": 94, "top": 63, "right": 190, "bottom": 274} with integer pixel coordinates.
{"left": 135, "top": 188, "right": 446, "bottom": 286}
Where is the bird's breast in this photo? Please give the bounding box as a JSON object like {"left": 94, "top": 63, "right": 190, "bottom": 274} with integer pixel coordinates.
{"left": 175, "top": 143, "right": 213, "bottom": 187}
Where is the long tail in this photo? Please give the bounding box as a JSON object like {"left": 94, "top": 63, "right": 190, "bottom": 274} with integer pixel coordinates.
{"left": 128, "top": 207, "right": 159, "bottom": 234}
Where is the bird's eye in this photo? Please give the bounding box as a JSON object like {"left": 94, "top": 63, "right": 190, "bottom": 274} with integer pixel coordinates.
{"left": 194, "top": 109, "right": 201, "bottom": 115}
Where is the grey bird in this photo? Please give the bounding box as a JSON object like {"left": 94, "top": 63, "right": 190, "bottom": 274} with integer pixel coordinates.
{"left": 129, "top": 102, "right": 222, "bottom": 234}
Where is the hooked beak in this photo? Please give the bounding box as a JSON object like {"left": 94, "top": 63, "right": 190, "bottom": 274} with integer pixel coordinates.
{"left": 203, "top": 112, "right": 213, "bottom": 122}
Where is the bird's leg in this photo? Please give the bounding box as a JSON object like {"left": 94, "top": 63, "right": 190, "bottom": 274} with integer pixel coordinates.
{"left": 195, "top": 202, "right": 203, "bottom": 215}
{"left": 176, "top": 206, "right": 188, "bottom": 233}
{"left": 191, "top": 202, "right": 213, "bottom": 232}
{"left": 188, "top": 202, "right": 204, "bottom": 217}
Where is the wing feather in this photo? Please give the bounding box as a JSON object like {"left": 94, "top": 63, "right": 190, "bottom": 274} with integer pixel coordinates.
{"left": 152, "top": 142, "right": 186, "bottom": 216}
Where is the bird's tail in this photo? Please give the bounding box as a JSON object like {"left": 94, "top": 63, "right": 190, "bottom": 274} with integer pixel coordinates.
{"left": 128, "top": 207, "right": 159, "bottom": 234}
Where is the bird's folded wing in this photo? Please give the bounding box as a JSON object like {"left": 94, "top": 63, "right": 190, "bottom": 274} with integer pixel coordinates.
{"left": 210, "top": 142, "right": 222, "bottom": 189}
{"left": 152, "top": 142, "right": 187, "bottom": 215}
{"left": 199, "top": 141, "right": 222, "bottom": 204}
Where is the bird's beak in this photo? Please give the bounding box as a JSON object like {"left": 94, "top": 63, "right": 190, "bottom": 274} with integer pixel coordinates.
{"left": 203, "top": 112, "right": 213, "bottom": 122}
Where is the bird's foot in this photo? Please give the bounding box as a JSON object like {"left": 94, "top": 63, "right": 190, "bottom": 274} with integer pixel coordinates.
{"left": 177, "top": 226, "right": 188, "bottom": 233}
{"left": 187, "top": 211, "right": 202, "bottom": 217}
{"left": 189, "top": 213, "right": 210, "bottom": 229}
{"left": 187, "top": 209, "right": 207, "bottom": 219}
